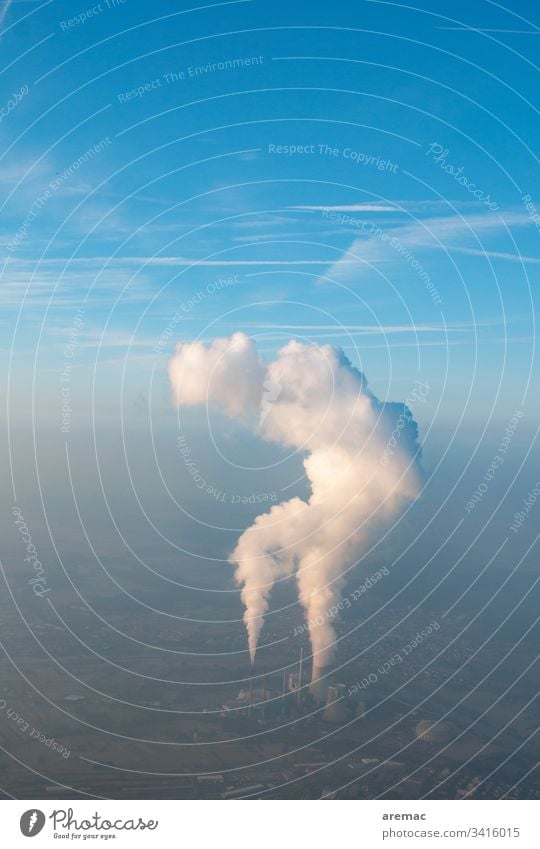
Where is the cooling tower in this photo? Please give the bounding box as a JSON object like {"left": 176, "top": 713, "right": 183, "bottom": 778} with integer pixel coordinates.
{"left": 309, "top": 665, "right": 330, "bottom": 702}
{"left": 287, "top": 673, "right": 300, "bottom": 692}
{"left": 415, "top": 719, "right": 453, "bottom": 744}
{"left": 323, "top": 684, "right": 349, "bottom": 723}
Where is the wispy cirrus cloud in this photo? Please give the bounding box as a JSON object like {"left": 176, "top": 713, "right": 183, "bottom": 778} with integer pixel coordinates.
{"left": 43, "top": 326, "right": 156, "bottom": 349}
{"left": 448, "top": 246, "right": 540, "bottom": 264}
{"left": 0, "top": 0, "right": 12, "bottom": 28}
{"left": 292, "top": 203, "right": 397, "bottom": 212}
{"left": 3, "top": 255, "right": 358, "bottom": 268}
{"left": 325, "top": 209, "right": 536, "bottom": 279}
{"left": 241, "top": 320, "right": 490, "bottom": 331}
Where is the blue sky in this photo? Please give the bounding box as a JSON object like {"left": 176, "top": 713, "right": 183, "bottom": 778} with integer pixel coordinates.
{"left": 1, "top": 0, "right": 538, "bottom": 434}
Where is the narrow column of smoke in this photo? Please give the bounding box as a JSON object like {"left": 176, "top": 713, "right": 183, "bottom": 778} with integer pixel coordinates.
{"left": 168, "top": 333, "right": 422, "bottom": 673}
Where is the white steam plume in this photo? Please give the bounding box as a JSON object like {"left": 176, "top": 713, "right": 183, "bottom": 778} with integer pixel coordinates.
{"left": 168, "top": 333, "right": 422, "bottom": 672}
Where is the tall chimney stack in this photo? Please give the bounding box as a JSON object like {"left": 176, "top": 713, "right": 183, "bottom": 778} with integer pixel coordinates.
{"left": 248, "top": 674, "right": 253, "bottom": 718}
{"left": 297, "top": 648, "right": 304, "bottom": 707}
{"left": 309, "top": 664, "right": 330, "bottom": 703}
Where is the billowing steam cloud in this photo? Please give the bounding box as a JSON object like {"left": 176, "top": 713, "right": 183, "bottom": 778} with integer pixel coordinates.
{"left": 168, "top": 332, "right": 422, "bottom": 679}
